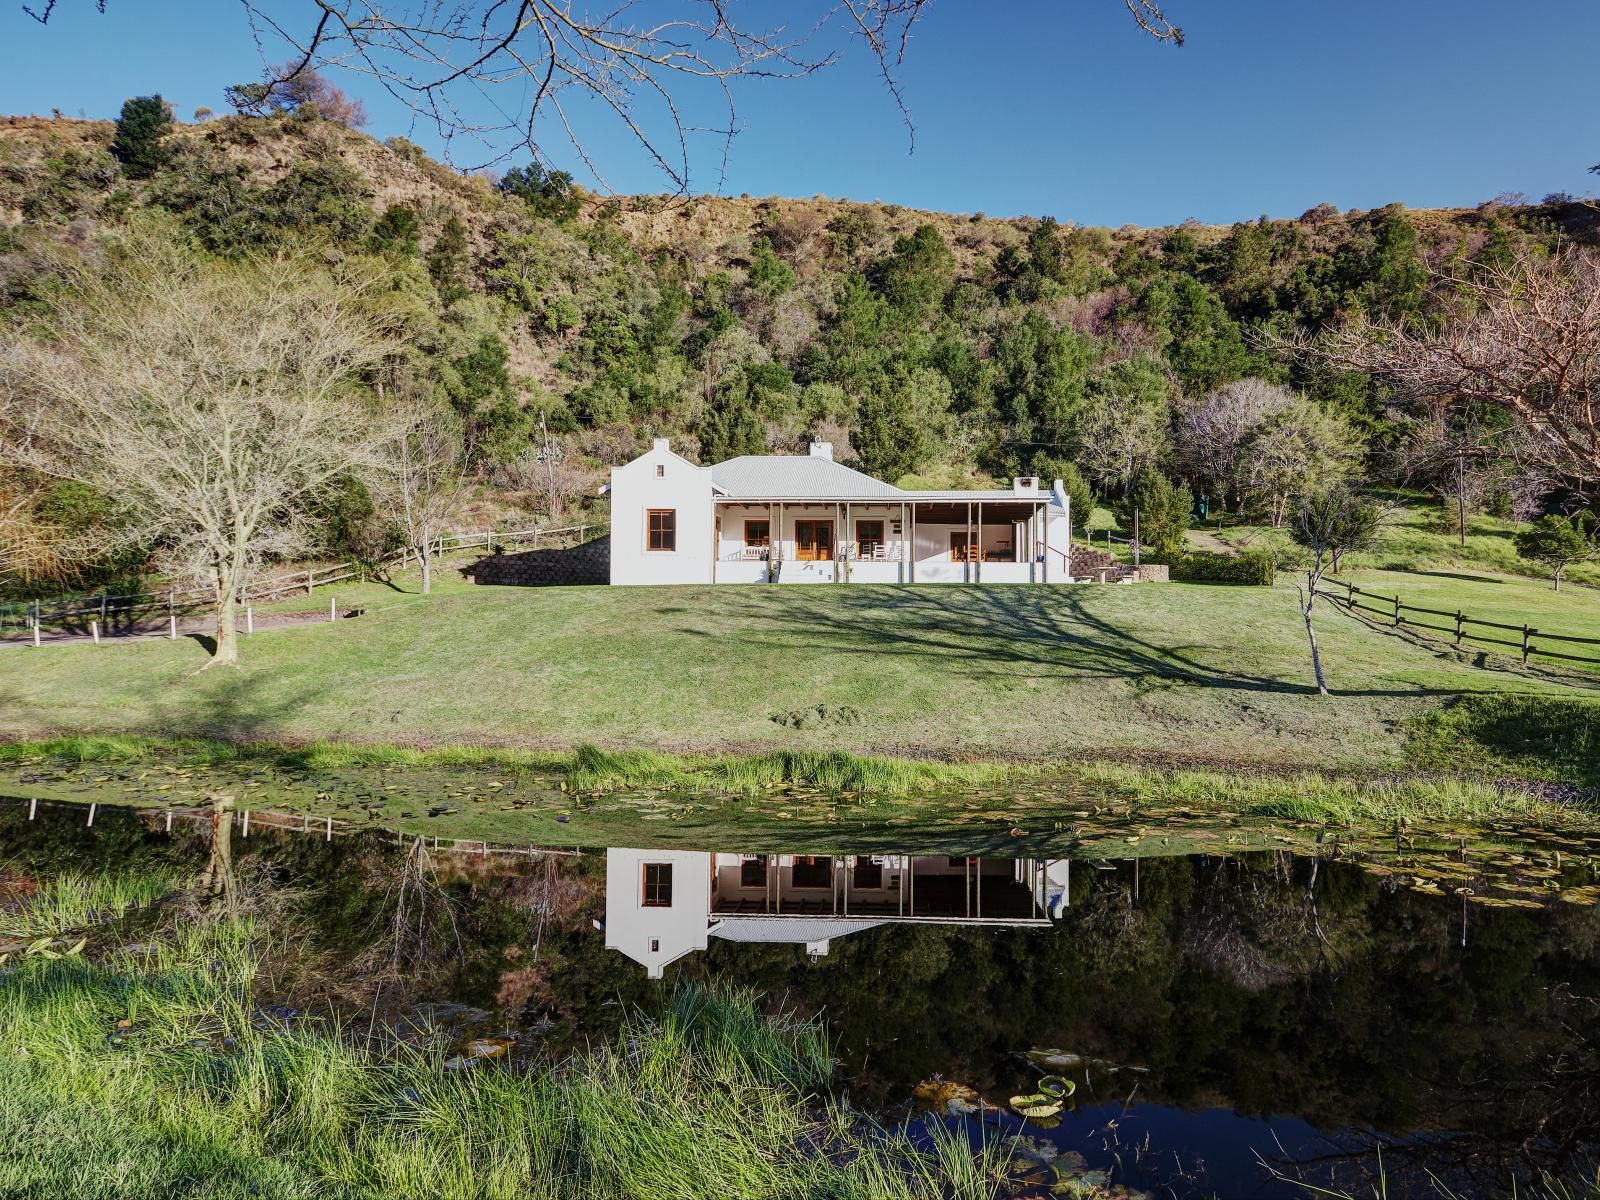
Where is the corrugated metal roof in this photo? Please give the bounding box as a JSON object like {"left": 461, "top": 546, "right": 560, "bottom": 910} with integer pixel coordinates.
{"left": 709, "top": 455, "right": 1065, "bottom": 509}
{"left": 711, "top": 456, "right": 905, "bottom": 500}
{"left": 709, "top": 917, "right": 885, "bottom": 944}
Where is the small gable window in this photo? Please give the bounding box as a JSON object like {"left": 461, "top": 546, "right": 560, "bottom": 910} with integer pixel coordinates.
{"left": 655, "top": 464, "right": 665, "bottom": 478}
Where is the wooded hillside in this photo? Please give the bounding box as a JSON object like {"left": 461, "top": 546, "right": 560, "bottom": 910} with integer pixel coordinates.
{"left": 3, "top": 108, "right": 1597, "bottom": 599}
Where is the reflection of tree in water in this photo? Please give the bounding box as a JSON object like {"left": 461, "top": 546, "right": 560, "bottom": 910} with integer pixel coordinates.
{"left": 3, "top": 806, "right": 1595, "bottom": 1193}
{"left": 682, "top": 854, "right": 1599, "bottom": 1190}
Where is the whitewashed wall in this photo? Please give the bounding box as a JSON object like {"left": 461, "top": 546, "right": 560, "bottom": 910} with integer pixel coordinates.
{"left": 609, "top": 440, "right": 715, "bottom": 586}
{"left": 604, "top": 848, "right": 713, "bottom": 979}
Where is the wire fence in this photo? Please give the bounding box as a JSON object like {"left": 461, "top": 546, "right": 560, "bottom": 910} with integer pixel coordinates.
{"left": 1, "top": 523, "right": 596, "bottom": 644}
{"left": 1314, "top": 576, "right": 1600, "bottom": 669}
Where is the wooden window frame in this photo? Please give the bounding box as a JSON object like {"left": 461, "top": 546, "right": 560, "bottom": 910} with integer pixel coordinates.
{"left": 856, "top": 519, "right": 885, "bottom": 558}
{"left": 743, "top": 519, "right": 770, "bottom": 549}
{"left": 795, "top": 519, "right": 834, "bottom": 562}
{"left": 642, "top": 862, "right": 673, "bottom": 907}
{"left": 740, "top": 856, "right": 768, "bottom": 887}
{"left": 647, "top": 509, "right": 676, "bottom": 553}
{"left": 790, "top": 855, "right": 833, "bottom": 889}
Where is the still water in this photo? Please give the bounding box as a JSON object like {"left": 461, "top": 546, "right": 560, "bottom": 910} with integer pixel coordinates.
{"left": 3, "top": 798, "right": 1597, "bottom": 1199}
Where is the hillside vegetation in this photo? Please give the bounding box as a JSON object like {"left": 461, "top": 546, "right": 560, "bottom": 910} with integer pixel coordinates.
{"left": 3, "top": 109, "right": 1597, "bottom": 603}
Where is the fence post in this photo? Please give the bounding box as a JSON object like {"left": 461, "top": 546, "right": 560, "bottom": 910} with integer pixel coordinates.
{"left": 307, "top": 570, "right": 314, "bottom": 595}
{"left": 32, "top": 620, "right": 41, "bottom": 648}
{"left": 1393, "top": 596, "right": 1402, "bottom": 627}
{"left": 100, "top": 593, "right": 108, "bottom": 625}
{"left": 1522, "top": 626, "right": 1534, "bottom": 665}
{"left": 246, "top": 606, "right": 254, "bottom": 635}
{"left": 1454, "top": 611, "right": 1464, "bottom": 645}
{"left": 1346, "top": 580, "right": 1355, "bottom": 605}
{"left": 325, "top": 816, "right": 333, "bottom": 842}
{"left": 91, "top": 620, "right": 100, "bottom": 645}
{"left": 87, "top": 802, "right": 96, "bottom": 827}
{"left": 169, "top": 613, "right": 177, "bottom": 640}
{"left": 330, "top": 595, "right": 337, "bottom": 622}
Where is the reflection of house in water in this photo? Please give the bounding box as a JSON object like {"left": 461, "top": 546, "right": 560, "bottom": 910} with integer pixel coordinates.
{"left": 604, "top": 849, "right": 1063, "bottom": 978}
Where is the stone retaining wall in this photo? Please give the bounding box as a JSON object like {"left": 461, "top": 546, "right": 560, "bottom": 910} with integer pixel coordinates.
{"left": 462, "top": 536, "right": 610, "bottom": 588}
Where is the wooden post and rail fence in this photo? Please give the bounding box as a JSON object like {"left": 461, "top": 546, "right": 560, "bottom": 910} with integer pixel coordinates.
{"left": 2, "top": 522, "right": 595, "bottom": 646}
{"left": 1313, "top": 576, "right": 1600, "bottom": 669}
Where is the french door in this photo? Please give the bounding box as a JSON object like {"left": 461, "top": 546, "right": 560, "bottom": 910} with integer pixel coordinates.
{"left": 795, "top": 520, "right": 834, "bottom": 561}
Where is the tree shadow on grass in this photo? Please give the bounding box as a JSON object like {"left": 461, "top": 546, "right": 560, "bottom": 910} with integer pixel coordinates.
{"left": 714, "top": 585, "right": 1510, "bottom": 701}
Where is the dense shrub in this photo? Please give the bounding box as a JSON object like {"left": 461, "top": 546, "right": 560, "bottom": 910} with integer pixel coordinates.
{"left": 111, "top": 95, "right": 172, "bottom": 178}
{"left": 1170, "top": 548, "right": 1276, "bottom": 585}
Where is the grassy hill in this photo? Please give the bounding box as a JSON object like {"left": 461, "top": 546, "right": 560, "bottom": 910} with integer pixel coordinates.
{"left": 3, "top": 568, "right": 1594, "bottom": 778}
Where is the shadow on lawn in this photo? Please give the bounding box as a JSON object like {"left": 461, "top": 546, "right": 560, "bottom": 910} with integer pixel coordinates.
{"left": 723, "top": 585, "right": 1500, "bottom": 701}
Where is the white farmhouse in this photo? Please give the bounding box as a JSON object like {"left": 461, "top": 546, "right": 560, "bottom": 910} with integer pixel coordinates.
{"left": 603, "top": 847, "right": 1061, "bottom": 979}
{"left": 609, "top": 438, "right": 1075, "bottom": 586}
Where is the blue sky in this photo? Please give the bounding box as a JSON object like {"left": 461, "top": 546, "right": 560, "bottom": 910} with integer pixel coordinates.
{"left": 1, "top": 0, "right": 1595, "bottom": 226}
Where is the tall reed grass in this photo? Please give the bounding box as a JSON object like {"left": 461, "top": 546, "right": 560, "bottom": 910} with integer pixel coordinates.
{"left": 0, "top": 868, "right": 179, "bottom": 939}
{"left": 0, "top": 918, "right": 1014, "bottom": 1200}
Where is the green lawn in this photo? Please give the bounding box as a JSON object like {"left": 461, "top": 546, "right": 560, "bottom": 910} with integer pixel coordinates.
{"left": 3, "top": 567, "right": 1594, "bottom": 772}
{"left": 1206, "top": 497, "right": 1600, "bottom": 589}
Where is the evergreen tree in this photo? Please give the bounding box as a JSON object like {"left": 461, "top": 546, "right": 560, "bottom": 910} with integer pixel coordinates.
{"left": 426, "top": 216, "right": 470, "bottom": 303}
{"left": 111, "top": 95, "right": 172, "bottom": 179}
{"left": 369, "top": 205, "right": 421, "bottom": 256}
{"left": 699, "top": 385, "right": 765, "bottom": 462}
{"left": 497, "top": 161, "right": 580, "bottom": 221}
{"left": 1117, "top": 471, "right": 1193, "bottom": 562}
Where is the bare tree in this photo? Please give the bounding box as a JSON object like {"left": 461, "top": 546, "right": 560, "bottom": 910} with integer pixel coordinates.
{"left": 1315, "top": 247, "right": 1600, "bottom": 491}
{"left": 0, "top": 229, "right": 398, "bottom": 666}
{"left": 25, "top": 2, "right": 1184, "bottom": 187}
{"left": 1395, "top": 402, "right": 1552, "bottom": 542}
{"left": 1290, "top": 488, "right": 1381, "bottom": 696}
{"left": 225, "top": 61, "right": 369, "bottom": 127}
{"left": 1174, "top": 377, "right": 1294, "bottom": 512}
{"left": 379, "top": 387, "right": 470, "bottom": 595}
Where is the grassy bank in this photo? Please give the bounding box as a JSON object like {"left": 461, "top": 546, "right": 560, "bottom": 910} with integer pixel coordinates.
{"left": 3, "top": 577, "right": 1596, "bottom": 773}
{"left": 3, "top": 732, "right": 1596, "bottom": 855}
{"left": 0, "top": 917, "right": 1013, "bottom": 1200}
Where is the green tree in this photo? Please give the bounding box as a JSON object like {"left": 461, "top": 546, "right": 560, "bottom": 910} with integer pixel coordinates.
{"left": 498, "top": 161, "right": 580, "bottom": 221}
{"left": 852, "top": 379, "right": 928, "bottom": 482}
{"left": 746, "top": 238, "right": 795, "bottom": 300}
{"left": 1033, "top": 457, "right": 1094, "bottom": 533}
{"left": 1117, "top": 471, "right": 1192, "bottom": 562}
{"left": 426, "top": 215, "right": 471, "bottom": 303}
{"left": 698, "top": 384, "right": 765, "bottom": 461}
{"left": 369, "top": 205, "right": 421, "bottom": 256}
{"left": 110, "top": 95, "right": 172, "bottom": 179}
{"left": 874, "top": 224, "right": 953, "bottom": 317}
{"left": 1514, "top": 514, "right": 1599, "bottom": 592}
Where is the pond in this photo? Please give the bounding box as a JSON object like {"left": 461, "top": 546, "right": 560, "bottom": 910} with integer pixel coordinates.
{"left": 3, "top": 796, "right": 1598, "bottom": 1199}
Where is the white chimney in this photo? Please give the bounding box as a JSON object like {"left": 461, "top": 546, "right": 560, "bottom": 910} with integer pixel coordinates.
{"left": 809, "top": 440, "right": 834, "bottom": 461}
{"left": 1012, "top": 476, "right": 1040, "bottom": 495}
{"left": 652, "top": 437, "right": 670, "bottom": 452}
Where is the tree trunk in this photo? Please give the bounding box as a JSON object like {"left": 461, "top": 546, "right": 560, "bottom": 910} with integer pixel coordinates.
{"left": 199, "top": 793, "right": 238, "bottom": 911}
{"left": 420, "top": 542, "right": 433, "bottom": 595}
{"left": 1300, "top": 581, "right": 1329, "bottom": 697}
{"left": 1554, "top": 566, "right": 1562, "bottom": 593}
{"left": 206, "top": 566, "right": 240, "bottom": 667}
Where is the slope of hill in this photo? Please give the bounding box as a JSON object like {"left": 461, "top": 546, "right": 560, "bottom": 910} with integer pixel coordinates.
{"left": 2, "top": 111, "right": 1596, "bottom": 593}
